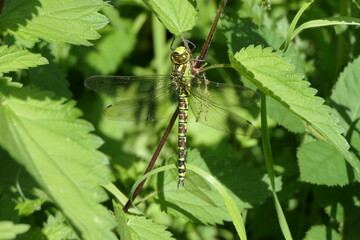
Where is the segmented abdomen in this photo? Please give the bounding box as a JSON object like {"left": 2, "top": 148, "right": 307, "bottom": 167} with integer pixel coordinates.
{"left": 178, "top": 89, "right": 188, "bottom": 187}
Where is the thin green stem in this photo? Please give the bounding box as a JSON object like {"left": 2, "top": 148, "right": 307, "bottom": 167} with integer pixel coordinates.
{"left": 261, "top": 92, "right": 293, "bottom": 240}
{"left": 199, "top": 64, "right": 232, "bottom": 73}
{"left": 260, "top": 92, "right": 275, "bottom": 189}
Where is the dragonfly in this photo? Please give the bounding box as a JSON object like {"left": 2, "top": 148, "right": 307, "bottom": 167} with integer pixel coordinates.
{"left": 85, "top": 45, "right": 260, "bottom": 187}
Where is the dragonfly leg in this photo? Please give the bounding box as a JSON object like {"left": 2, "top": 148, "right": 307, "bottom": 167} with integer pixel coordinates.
{"left": 177, "top": 178, "right": 185, "bottom": 188}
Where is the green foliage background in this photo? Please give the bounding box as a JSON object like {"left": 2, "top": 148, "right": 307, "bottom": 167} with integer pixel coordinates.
{"left": 0, "top": 0, "right": 360, "bottom": 239}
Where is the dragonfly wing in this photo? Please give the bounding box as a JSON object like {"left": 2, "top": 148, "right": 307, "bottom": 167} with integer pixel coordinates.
{"left": 85, "top": 75, "right": 178, "bottom": 121}
{"left": 189, "top": 86, "right": 259, "bottom": 137}
{"left": 103, "top": 87, "right": 178, "bottom": 121}
{"left": 190, "top": 76, "right": 260, "bottom": 107}
{"left": 85, "top": 75, "right": 171, "bottom": 97}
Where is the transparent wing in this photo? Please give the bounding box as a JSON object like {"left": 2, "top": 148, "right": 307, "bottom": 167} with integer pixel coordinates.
{"left": 189, "top": 83, "right": 259, "bottom": 137}
{"left": 84, "top": 75, "right": 171, "bottom": 97}
{"left": 189, "top": 76, "right": 260, "bottom": 107}
{"left": 85, "top": 75, "right": 178, "bottom": 121}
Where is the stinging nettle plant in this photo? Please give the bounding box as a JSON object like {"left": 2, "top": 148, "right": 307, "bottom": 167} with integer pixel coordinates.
{"left": 0, "top": 0, "right": 360, "bottom": 239}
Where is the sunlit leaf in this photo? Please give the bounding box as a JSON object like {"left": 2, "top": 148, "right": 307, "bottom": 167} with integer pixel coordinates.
{"left": 304, "top": 225, "right": 341, "bottom": 240}
{"left": 0, "top": 80, "right": 116, "bottom": 240}
{"left": 0, "top": 221, "right": 30, "bottom": 240}
{"left": 0, "top": 0, "right": 108, "bottom": 46}
{"left": 0, "top": 45, "right": 48, "bottom": 74}
{"left": 143, "top": 0, "right": 197, "bottom": 35}
{"left": 114, "top": 201, "right": 175, "bottom": 240}
{"left": 230, "top": 45, "right": 358, "bottom": 176}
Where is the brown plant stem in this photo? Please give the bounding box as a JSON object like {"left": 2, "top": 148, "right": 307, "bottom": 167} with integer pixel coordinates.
{"left": 195, "top": 0, "right": 228, "bottom": 68}
{"left": 123, "top": 108, "right": 179, "bottom": 213}
{"left": 0, "top": 0, "right": 6, "bottom": 15}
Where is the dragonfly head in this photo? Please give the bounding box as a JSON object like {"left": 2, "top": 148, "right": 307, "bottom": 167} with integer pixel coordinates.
{"left": 170, "top": 46, "right": 190, "bottom": 65}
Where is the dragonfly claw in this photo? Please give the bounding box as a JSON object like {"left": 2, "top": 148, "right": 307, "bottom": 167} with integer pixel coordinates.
{"left": 177, "top": 179, "right": 185, "bottom": 188}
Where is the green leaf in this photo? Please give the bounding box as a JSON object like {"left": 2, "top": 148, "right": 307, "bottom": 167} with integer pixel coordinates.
{"left": 0, "top": 195, "right": 20, "bottom": 222}
{"left": 299, "top": 56, "right": 360, "bottom": 186}
{"left": 128, "top": 157, "right": 249, "bottom": 239}
{"left": 331, "top": 56, "right": 360, "bottom": 158}
{"left": 297, "top": 141, "right": 349, "bottom": 186}
{"left": 272, "top": 192, "right": 293, "bottom": 240}
{"left": 0, "top": 45, "right": 48, "bottom": 74}
{"left": 303, "top": 225, "right": 341, "bottom": 240}
{"left": 0, "top": 0, "right": 108, "bottom": 46}
{"left": 0, "top": 221, "right": 30, "bottom": 240}
{"left": 266, "top": 97, "right": 304, "bottom": 133}
{"left": 42, "top": 212, "right": 78, "bottom": 240}
{"left": 16, "top": 198, "right": 47, "bottom": 216}
{"left": 290, "top": 17, "right": 360, "bottom": 43}
{"left": 114, "top": 201, "right": 175, "bottom": 240}
{"left": 230, "top": 45, "right": 359, "bottom": 176}
{"left": 156, "top": 149, "right": 275, "bottom": 225}
{"left": 186, "top": 164, "right": 248, "bottom": 240}
{"left": 114, "top": 203, "right": 134, "bottom": 240}
{"left": 28, "top": 61, "right": 71, "bottom": 98}
{"left": 0, "top": 80, "right": 116, "bottom": 240}
{"left": 143, "top": 0, "right": 197, "bottom": 35}
{"left": 127, "top": 217, "right": 175, "bottom": 240}
{"left": 28, "top": 45, "right": 71, "bottom": 98}
{"left": 221, "top": 18, "right": 306, "bottom": 133}
{"left": 157, "top": 165, "right": 231, "bottom": 225}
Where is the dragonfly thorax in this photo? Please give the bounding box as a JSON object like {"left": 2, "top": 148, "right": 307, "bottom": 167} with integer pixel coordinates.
{"left": 171, "top": 46, "right": 190, "bottom": 65}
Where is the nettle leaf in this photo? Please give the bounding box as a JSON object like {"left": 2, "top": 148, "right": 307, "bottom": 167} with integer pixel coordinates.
{"left": 113, "top": 202, "right": 175, "bottom": 240}
{"left": 127, "top": 217, "right": 175, "bottom": 240}
{"left": 331, "top": 57, "right": 360, "bottom": 158}
{"left": 230, "top": 45, "right": 359, "bottom": 176}
{"left": 42, "top": 212, "right": 78, "bottom": 240}
{"left": 0, "top": 45, "right": 48, "bottom": 74}
{"left": 114, "top": 203, "right": 133, "bottom": 240}
{"left": 297, "top": 141, "right": 349, "bottom": 186}
{"left": 0, "top": 80, "right": 116, "bottom": 240}
{"left": 156, "top": 149, "right": 275, "bottom": 224}
{"left": 143, "top": 0, "right": 197, "bottom": 35}
{"left": 304, "top": 225, "right": 341, "bottom": 240}
{"left": 222, "top": 18, "right": 306, "bottom": 133}
{"left": 299, "top": 57, "right": 360, "bottom": 185}
{"left": 0, "top": 221, "right": 30, "bottom": 240}
{"left": 16, "top": 198, "right": 47, "bottom": 216}
{"left": 0, "top": 0, "right": 108, "bottom": 46}
{"left": 266, "top": 97, "right": 305, "bottom": 133}
{"left": 0, "top": 195, "right": 20, "bottom": 222}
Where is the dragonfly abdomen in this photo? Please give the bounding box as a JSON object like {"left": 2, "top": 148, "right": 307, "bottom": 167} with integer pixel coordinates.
{"left": 177, "top": 90, "right": 189, "bottom": 187}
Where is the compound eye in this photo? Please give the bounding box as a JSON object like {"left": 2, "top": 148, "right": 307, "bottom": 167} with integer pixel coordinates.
{"left": 171, "top": 47, "right": 190, "bottom": 65}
